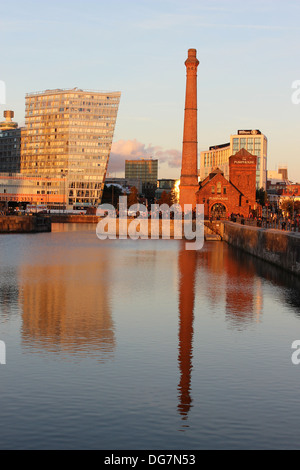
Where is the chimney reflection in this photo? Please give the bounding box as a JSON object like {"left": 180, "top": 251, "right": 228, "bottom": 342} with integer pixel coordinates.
{"left": 177, "top": 243, "right": 197, "bottom": 421}
{"left": 19, "top": 249, "right": 115, "bottom": 362}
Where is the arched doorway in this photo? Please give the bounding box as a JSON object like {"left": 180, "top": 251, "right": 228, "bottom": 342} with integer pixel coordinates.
{"left": 211, "top": 203, "right": 227, "bottom": 220}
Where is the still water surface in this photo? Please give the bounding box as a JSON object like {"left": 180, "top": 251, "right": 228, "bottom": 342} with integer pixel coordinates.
{"left": 0, "top": 223, "right": 300, "bottom": 450}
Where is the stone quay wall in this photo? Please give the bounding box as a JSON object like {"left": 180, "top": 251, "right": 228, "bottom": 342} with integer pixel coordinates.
{"left": 51, "top": 214, "right": 99, "bottom": 224}
{"left": 0, "top": 215, "right": 51, "bottom": 233}
{"left": 221, "top": 221, "right": 300, "bottom": 276}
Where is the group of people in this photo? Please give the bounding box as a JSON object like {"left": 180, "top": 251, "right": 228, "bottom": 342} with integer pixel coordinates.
{"left": 229, "top": 211, "right": 300, "bottom": 232}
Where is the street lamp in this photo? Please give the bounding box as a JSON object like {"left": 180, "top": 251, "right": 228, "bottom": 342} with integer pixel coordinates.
{"left": 292, "top": 194, "right": 295, "bottom": 231}
{"left": 61, "top": 173, "right": 67, "bottom": 213}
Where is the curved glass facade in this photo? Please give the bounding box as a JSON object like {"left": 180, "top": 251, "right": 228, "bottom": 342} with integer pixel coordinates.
{"left": 21, "top": 88, "right": 121, "bottom": 208}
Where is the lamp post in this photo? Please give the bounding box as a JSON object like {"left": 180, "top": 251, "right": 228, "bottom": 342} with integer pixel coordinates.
{"left": 292, "top": 194, "right": 295, "bottom": 231}
{"left": 61, "top": 173, "right": 67, "bottom": 213}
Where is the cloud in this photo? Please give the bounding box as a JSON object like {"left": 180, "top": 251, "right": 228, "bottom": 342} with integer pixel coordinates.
{"left": 136, "top": 11, "right": 289, "bottom": 31}
{"left": 108, "top": 139, "right": 181, "bottom": 174}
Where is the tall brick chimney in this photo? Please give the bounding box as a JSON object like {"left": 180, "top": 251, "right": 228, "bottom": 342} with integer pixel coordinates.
{"left": 179, "top": 49, "right": 200, "bottom": 210}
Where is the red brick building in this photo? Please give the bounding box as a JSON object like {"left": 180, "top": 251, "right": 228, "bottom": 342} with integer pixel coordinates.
{"left": 281, "top": 183, "right": 300, "bottom": 198}
{"left": 197, "top": 149, "right": 257, "bottom": 219}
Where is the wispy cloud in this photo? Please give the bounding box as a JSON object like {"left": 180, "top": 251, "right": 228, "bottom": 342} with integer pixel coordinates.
{"left": 137, "top": 13, "right": 289, "bottom": 31}
{"left": 108, "top": 139, "right": 181, "bottom": 174}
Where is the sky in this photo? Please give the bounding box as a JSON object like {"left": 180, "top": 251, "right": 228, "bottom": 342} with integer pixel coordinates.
{"left": 1, "top": 0, "right": 300, "bottom": 182}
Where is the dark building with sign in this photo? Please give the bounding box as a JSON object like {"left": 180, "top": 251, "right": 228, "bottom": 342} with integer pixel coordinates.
{"left": 0, "top": 111, "right": 21, "bottom": 173}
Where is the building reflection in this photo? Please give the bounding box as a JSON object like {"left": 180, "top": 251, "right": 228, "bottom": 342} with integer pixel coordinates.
{"left": 198, "top": 242, "right": 263, "bottom": 329}
{"left": 0, "top": 268, "right": 19, "bottom": 322}
{"left": 252, "top": 257, "right": 300, "bottom": 313}
{"left": 223, "top": 248, "right": 256, "bottom": 327}
{"left": 177, "top": 243, "right": 197, "bottom": 422}
{"left": 176, "top": 241, "right": 267, "bottom": 423}
{"left": 18, "top": 248, "right": 115, "bottom": 362}
{"left": 224, "top": 247, "right": 264, "bottom": 328}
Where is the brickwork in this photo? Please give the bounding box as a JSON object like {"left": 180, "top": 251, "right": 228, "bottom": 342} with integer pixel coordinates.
{"left": 180, "top": 49, "right": 200, "bottom": 210}
{"left": 229, "top": 149, "right": 257, "bottom": 205}
{"left": 197, "top": 149, "right": 258, "bottom": 218}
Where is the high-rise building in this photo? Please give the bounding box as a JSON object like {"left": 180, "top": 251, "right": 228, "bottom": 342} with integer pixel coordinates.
{"left": 21, "top": 88, "right": 121, "bottom": 208}
{"left": 278, "top": 166, "right": 288, "bottom": 181}
{"left": 200, "top": 130, "right": 268, "bottom": 190}
{"left": 125, "top": 159, "right": 158, "bottom": 186}
{"left": 125, "top": 159, "right": 158, "bottom": 202}
{"left": 0, "top": 111, "right": 21, "bottom": 173}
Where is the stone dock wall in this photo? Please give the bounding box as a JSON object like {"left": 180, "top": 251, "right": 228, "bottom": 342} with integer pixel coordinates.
{"left": 0, "top": 215, "right": 51, "bottom": 233}
{"left": 51, "top": 215, "right": 199, "bottom": 238}
{"left": 51, "top": 215, "right": 100, "bottom": 224}
{"left": 221, "top": 221, "right": 300, "bottom": 277}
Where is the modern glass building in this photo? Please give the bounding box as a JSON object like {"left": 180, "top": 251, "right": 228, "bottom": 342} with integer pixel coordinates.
{"left": 125, "top": 159, "right": 158, "bottom": 202}
{"left": 0, "top": 111, "right": 21, "bottom": 173}
{"left": 21, "top": 88, "right": 121, "bottom": 209}
{"left": 200, "top": 130, "right": 268, "bottom": 190}
{"left": 125, "top": 159, "right": 158, "bottom": 185}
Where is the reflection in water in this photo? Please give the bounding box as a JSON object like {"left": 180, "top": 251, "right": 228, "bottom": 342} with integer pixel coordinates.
{"left": 0, "top": 267, "right": 19, "bottom": 322}
{"left": 18, "top": 247, "right": 115, "bottom": 362}
{"left": 198, "top": 242, "right": 263, "bottom": 329}
{"left": 176, "top": 241, "right": 267, "bottom": 424}
{"left": 177, "top": 244, "right": 197, "bottom": 423}
{"left": 247, "top": 249, "right": 300, "bottom": 313}
{"left": 224, "top": 248, "right": 261, "bottom": 328}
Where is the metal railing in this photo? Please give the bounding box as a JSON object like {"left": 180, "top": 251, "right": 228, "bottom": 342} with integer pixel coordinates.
{"left": 231, "top": 217, "right": 300, "bottom": 233}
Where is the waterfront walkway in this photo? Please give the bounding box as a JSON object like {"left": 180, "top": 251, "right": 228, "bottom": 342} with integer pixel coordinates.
{"left": 225, "top": 216, "right": 300, "bottom": 234}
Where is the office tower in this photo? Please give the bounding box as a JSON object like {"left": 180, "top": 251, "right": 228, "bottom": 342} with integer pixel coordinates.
{"left": 125, "top": 159, "right": 158, "bottom": 186}
{"left": 278, "top": 166, "right": 288, "bottom": 181}
{"left": 21, "top": 88, "right": 121, "bottom": 208}
{"left": 125, "top": 158, "right": 158, "bottom": 202}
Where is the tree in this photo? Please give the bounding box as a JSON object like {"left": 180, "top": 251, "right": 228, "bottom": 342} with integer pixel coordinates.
{"left": 158, "top": 189, "right": 177, "bottom": 207}
{"left": 158, "top": 191, "right": 170, "bottom": 206}
{"left": 281, "top": 198, "right": 300, "bottom": 217}
{"left": 168, "top": 189, "right": 177, "bottom": 206}
{"left": 127, "top": 186, "right": 139, "bottom": 208}
{"left": 101, "top": 184, "right": 124, "bottom": 208}
{"left": 256, "top": 188, "right": 268, "bottom": 206}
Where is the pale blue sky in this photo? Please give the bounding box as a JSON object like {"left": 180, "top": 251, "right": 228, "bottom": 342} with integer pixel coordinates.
{"left": 1, "top": 0, "right": 299, "bottom": 181}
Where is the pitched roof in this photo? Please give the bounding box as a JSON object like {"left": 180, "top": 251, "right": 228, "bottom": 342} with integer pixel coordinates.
{"left": 198, "top": 167, "right": 244, "bottom": 196}
{"left": 230, "top": 148, "right": 256, "bottom": 159}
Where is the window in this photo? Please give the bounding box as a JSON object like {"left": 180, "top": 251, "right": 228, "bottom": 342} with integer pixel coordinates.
{"left": 223, "top": 187, "right": 227, "bottom": 195}
{"left": 257, "top": 157, "right": 261, "bottom": 169}
{"left": 247, "top": 138, "right": 254, "bottom": 153}
{"left": 217, "top": 182, "right": 221, "bottom": 194}
{"left": 211, "top": 186, "right": 215, "bottom": 194}
{"left": 240, "top": 138, "right": 246, "bottom": 149}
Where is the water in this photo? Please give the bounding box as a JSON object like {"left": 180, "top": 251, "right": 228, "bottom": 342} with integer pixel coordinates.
{"left": 0, "top": 223, "right": 300, "bottom": 450}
